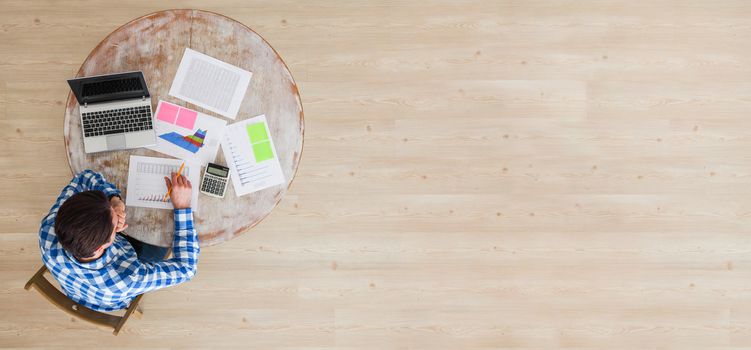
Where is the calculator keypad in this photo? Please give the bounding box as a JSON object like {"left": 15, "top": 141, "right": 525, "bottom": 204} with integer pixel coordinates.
{"left": 201, "top": 174, "right": 227, "bottom": 197}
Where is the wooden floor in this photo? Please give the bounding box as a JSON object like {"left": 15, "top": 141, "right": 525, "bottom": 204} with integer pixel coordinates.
{"left": 2, "top": 0, "right": 751, "bottom": 348}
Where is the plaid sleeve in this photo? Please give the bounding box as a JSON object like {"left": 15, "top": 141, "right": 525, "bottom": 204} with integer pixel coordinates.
{"left": 124, "top": 208, "right": 200, "bottom": 295}
{"left": 40, "top": 170, "right": 121, "bottom": 250}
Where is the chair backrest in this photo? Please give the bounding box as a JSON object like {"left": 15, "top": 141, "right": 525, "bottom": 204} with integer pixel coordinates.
{"left": 24, "top": 265, "right": 142, "bottom": 335}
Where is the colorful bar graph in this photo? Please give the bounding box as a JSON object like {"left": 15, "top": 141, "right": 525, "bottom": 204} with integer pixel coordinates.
{"left": 159, "top": 129, "right": 207, "bottom": 153}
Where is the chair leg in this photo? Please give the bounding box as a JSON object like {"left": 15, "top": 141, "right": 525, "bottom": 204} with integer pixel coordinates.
{"left": 24, "top": 265, "right": 48, "bottom": 291}
{"left": 133, "top": 304, "right": 143, "bottom": 319}
{"left": 113, "top": 294, "right": 144, "bottom": 335}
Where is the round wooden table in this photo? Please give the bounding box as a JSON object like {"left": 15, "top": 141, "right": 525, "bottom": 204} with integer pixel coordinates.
{"left": 63, "top": 10, "right": 304, "bottom": 247}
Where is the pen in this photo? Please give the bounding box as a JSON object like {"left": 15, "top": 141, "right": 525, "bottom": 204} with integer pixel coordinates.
{"left": 163, "top": 162, "right": 185, "bottom": 202}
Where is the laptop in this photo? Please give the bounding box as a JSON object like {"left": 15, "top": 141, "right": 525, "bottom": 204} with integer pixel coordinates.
{"left": 67, "top": 71, "right": 156, "bottom": 153}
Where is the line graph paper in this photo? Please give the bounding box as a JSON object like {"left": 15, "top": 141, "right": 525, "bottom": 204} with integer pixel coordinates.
{"left": 126, "top": 155, "right": 199, "bottom": 211}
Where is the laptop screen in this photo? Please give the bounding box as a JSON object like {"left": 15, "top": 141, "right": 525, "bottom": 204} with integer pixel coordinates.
{"left": 68, "top": 71, "right": 150, "bottom": 105}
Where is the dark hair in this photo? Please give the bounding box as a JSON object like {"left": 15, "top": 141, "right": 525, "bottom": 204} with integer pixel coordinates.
{"left": 54, "top": 190, "right": 113, "bottom": 260}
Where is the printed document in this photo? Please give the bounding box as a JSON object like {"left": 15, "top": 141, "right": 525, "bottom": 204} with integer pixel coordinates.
{"left": 169, "top": 48, "right": 252, "bottom": 119}
{"left": 126, "top": 155, "right": 200, "bottom": 211}
{"left": 220, "top": 115, "right": 285, "bottom": 196}
{"left": 147, "top": 100, "right": 227, "bottom": 165}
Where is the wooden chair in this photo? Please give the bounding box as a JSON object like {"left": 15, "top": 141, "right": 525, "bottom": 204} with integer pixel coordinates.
{"left": 24, "top": 265, "right": 143, "bottom": 335}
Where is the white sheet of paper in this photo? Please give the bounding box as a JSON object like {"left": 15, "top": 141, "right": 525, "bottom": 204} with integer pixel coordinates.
{"left": 220, "top": 115, "right": 285, "bottom": 196}
{"left": 125, "top": 155, "right": 200, "bottom": 211}
{"left": 169, "top": 48, "right": 252, "bottom": 119}
{"left": 147, "top": 100, "right": 227, "bottom": 165}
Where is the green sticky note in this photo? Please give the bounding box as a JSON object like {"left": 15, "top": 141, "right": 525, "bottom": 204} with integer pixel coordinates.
{"left": 246, "top": 122, "right": 268, "bottom": 143}
{"left": 253, "top": 141, "right": 274, "bottom": 162}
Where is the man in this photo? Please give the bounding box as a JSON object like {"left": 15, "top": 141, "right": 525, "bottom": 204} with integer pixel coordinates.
{"left": 38, "top": 169, "right": 199, "bottom": 312}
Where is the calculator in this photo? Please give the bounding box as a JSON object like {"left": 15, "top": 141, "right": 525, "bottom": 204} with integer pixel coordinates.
{"left": 200, "top": 163, "right": 230, "bottom": 198}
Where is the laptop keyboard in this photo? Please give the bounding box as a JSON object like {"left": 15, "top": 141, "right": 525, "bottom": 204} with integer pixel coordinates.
{"left": 81, "top": 106, "right": 153, "bottom": 137}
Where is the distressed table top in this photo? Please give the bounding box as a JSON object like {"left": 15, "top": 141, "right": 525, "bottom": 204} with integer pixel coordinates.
{"left": 63, "top": 10, "right": 304, "bottom": 247}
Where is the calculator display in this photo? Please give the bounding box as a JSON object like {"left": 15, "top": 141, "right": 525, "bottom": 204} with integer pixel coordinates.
{"left": 207, "top": 167, "right": 228, "bottom": 177}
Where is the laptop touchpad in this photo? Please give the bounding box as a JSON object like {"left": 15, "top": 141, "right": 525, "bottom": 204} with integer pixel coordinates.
{"left": 106, "top": 134, "right": 126, "bottom": 150}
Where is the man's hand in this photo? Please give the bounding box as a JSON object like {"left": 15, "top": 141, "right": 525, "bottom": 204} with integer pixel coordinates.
{"left": 110, "top": 196, "right": 128, "bottom": 232}
{"left": 164, "top": 172, "right": 192, "bottom": 210}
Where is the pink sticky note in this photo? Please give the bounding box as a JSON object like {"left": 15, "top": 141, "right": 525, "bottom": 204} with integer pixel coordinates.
{"left": 156, "top": 102, "right": 179, "bottom": 124}
{"left": 175, "top": 108, "right": 198, "bottom": 129}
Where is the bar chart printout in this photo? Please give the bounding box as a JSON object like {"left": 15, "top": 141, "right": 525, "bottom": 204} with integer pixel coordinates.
{"left": 125, "top": 155, "right": 200, "bottom": 211}
{"left": 220, "top": 115, "right": 285, "bottom": 196}
{"left": 148, "top": 100, "right": 227, "bottom": 164}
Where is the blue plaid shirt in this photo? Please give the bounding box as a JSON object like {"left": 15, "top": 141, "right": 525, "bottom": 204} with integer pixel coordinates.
{"left": 38, "top": 170, "right": 200, "bottom": 311}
